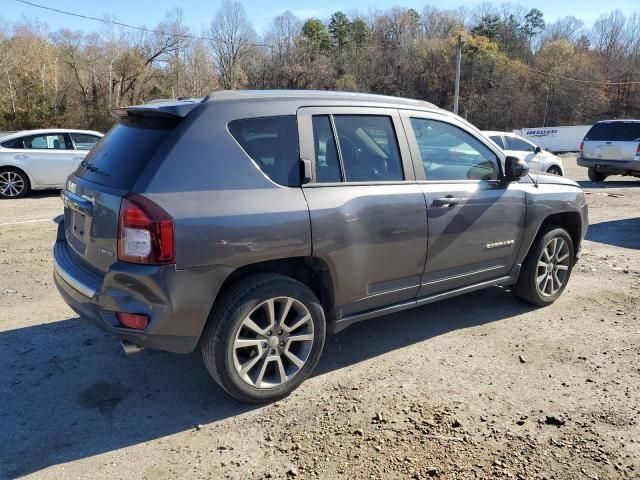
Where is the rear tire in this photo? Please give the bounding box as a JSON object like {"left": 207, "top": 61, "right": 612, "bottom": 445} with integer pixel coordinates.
{"left": 588, "top": 167, "right": 607, "bottom": 182}
{"left": 201, "top": 273, "right": 326, "bottom": 404}
{"left": 0, "top": 167, "right": 30, "bottom": 199}
{"left": 512, "top": 226, "right": 574, "bottom": 307}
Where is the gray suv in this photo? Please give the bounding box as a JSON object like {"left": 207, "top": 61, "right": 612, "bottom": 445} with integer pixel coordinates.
{"left": 578, "top": 119, "right": 640, "bottom": 181}
{"left": 53, "top": 91, "right": 588, "bottom": 403}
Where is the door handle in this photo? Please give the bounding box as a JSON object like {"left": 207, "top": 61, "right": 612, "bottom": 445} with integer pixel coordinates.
{"left": 433, "top": 196, "right": 462, "bottom": 207}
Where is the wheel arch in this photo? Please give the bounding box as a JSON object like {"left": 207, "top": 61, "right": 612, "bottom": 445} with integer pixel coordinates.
{"left": 532, "top": 211, "right": 582, "bottom": 260}
{"left": 210, "top": 256, "right": 336, "bottom": 326}
{"left": 0, "top": 164, "right": 33, "bottom": 192}
{"left": 546, "top": 162, "right": 564, "bottom": 175}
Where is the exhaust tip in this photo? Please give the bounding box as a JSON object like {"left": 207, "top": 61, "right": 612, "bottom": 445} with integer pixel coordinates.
{"left": 121, "top": 340, "right": 145, "bottom": 355}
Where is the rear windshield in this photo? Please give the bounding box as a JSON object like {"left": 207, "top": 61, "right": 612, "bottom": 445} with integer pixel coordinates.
{"left": 585, "top": 122, "right": 640, "bottom": 141}
{"left": 74, "top": 117, "right": 176, "bottom": 189}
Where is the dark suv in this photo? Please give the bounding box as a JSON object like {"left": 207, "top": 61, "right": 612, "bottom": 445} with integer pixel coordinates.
{"left": 53, "top": 91, "right": 588, "bottom": 403}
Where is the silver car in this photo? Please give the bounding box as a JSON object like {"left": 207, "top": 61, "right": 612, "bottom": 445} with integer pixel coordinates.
{"left": 578, "top": 120, "right": 640, "bottom": 182}
{"left": 0, "top": 129, "right": 103, "bottom": 198}
{"left": 483, "top": 131, "right": 564, "bottom": 176}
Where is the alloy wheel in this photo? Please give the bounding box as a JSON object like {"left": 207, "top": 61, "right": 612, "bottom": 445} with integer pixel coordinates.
{"left": 0, "top": 171, "right": 25, "bottom": 198}
{"left": 232, "top": 297, "right": 314, "bottom": 389}
{"left": 536, "top": 237, "right": 570, "bottom": 297}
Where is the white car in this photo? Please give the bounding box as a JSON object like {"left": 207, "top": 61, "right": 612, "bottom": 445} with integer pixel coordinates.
{"left": 483, "top": 131, "right": 564, "bottom": 176}
{"left": 0, "top": 129, "right": 103, "bottom": 198}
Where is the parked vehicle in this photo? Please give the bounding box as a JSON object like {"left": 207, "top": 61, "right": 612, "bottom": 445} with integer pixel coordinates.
{"left": 0, "top": 129, "right": 103, "bottom": 198}
{"left": 514, "top": 125, "right": 591, "bottom": 153}
{"left": 483, "top": 131, "right": 565, "bottom": 176}
{"left": 53, "top": 91, "right": 588, "bottom": 403}
{"left": 577, "top": 120, "right": 640, "bottom": 182}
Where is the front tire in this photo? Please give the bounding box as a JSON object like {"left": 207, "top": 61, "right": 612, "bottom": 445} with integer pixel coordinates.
{"left": 512, "top": 226, "right": 574, "bottom": 307}
{"left": 201, "top": 273, "right": 326, "bottom": 403}
{"left": 588, "top": 167, "right": 607, "bottom": 182}
{"left": 546, "top": 165, "right": 563, "bottom": 176}
{"left": 0, "top": 167, "right": 30, "bottom": 198}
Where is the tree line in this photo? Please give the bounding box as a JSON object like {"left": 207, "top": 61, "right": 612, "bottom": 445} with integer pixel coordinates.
{"left": 1, "top": 2, "right": 639, "bottom": 133}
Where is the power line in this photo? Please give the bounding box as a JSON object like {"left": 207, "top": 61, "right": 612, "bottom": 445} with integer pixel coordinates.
{"left": 473, "top": 43, "right": 640, "bottom": 86}
{"left": 507, "top": 57, "right": 640, "bottom": 85}
{"left": 13, "top": 0, "right": 271, "bottom": 48}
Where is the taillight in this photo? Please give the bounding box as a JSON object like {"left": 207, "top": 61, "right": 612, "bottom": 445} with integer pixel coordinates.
{"left": 635, "top": 143, "right": 640, "bottom": 159}
{"left": 116, "top": 312, "right": 148, "bottom": 330}
{"left": 117, "top": 194, "right": 175, "bottom": 264}
{"left": 579, "top": 141, "right": 584, "bottom": 152}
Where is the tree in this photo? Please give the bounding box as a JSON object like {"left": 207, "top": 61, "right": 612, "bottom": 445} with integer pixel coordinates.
{"left": 522, "top": 8, "right": 545, "bottom": 46}
{"left": 541, "top": 16, "right": 584, "bottom": 45}
{"left": 350, "top": 18, "right": 371, "bottom": 47}
{"left": 328, "top": 12, "right": 350, "bottom": 49}
{"left": 472, "top": 15, "right": 502, "bottom": 41}
{"left": 302, "top": 19, "right": 330, "bottom": 52}
{"left": 421, "top": 6, "right": 463, "bottom": 40}
{"left": 302, "top": 19, "right": 330, "bottom": 51}
{"left": 209, "top": 0, "right": 255, "bottom": 89}
{"left": 268, "top": 10, "right": 302, "bottom": 57}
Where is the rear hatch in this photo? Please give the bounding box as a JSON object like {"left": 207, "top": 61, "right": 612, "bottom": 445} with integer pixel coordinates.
{"left": 61, "top": 99, "right": 202, "bottom": 274}
{"left": 583, "top": 121, "right": 640, "bottom": 161}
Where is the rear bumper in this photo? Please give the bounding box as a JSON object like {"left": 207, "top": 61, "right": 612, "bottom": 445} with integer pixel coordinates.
{"left": 53, "top": 221, "right": 232, "bottom": 353}
{"left": 577, "top": 156, "right": 640, "bottom": 175}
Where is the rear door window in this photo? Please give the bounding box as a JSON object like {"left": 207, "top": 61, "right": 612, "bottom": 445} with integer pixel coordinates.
{"left": 311, "top": 115, "right": 342, "bottom": 182}
{"left": 24, "top": 134, "right": 71, "bottom": 150}
{"left": 75, "top": 119, "right": 176, "bottom": 189}
{"left": 228, "top": 116, "right": 300, "bottom": 187}
{"left": 586, "top": 122, "right": 640, "bottom": 141}
{"left": 505, "top": 136, "right": 535, "bottom": 152}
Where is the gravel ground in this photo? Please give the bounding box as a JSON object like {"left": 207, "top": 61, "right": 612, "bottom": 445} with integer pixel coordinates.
{"left": 1, "top": 155, "right": 639, "bottom": 479}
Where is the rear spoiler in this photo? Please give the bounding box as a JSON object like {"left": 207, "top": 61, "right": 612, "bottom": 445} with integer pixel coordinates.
{"left": 111, "top": 97, "right": 208, "bottom": 120}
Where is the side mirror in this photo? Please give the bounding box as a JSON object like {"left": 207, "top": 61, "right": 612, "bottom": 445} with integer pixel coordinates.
{"left": 300, "top": 158, "right": 312, "bottom": 185}
{"left": 534, "top": 146, "right": 542, "bottom": 154}
{"left": 504, "top": 156, "right": 529, "bottom": 181}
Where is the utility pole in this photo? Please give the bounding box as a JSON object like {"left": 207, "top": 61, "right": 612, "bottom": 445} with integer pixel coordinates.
{"left": 543, "top": 80, "right": 551, "bottom": 127}
{"left": 453, "top": 35, "right": 462, "bottom": 115}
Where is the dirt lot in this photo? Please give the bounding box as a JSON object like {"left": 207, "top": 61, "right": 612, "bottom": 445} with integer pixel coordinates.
{"left": 1, "top": 156, "right": 639, "bottom": 480}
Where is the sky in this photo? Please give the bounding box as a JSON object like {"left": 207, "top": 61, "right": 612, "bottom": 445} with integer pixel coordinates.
{"left": 3, "top": 0, "right": 639, "bottom": 35}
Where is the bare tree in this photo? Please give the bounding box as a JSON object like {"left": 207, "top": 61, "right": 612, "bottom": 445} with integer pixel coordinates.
{"left": 209, "top": 0, "right": 256, "bottom": 89}
{"left": 592, "top": 10, "right": 626, "bottom": 56}
{"left": 540, "top": 16, "right": 584, "bottom": 45}
{"left": 267, "top": 10, "right": 301, "bottom": 57}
